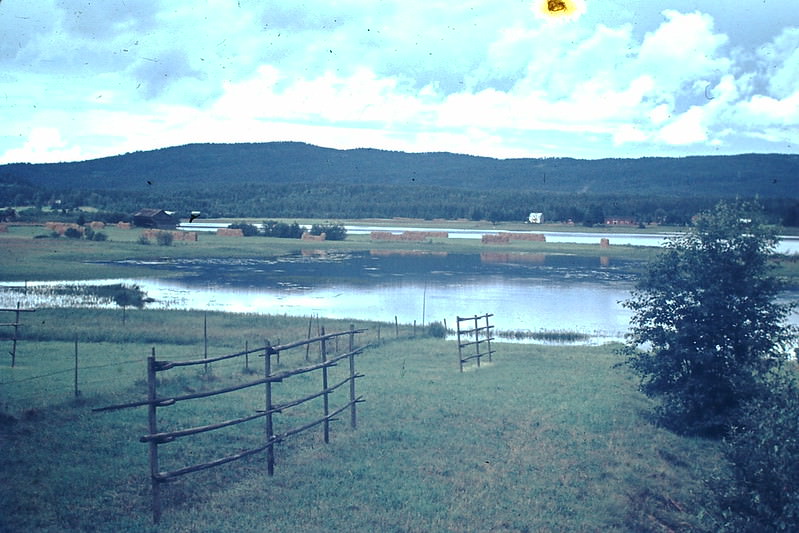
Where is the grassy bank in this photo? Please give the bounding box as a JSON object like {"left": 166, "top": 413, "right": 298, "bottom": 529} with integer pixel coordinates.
{"left": 1, "top": 310, "right": 723, "bottom": 531}
{"left": 1, "top": 222, "right": 664, "bottom": 283}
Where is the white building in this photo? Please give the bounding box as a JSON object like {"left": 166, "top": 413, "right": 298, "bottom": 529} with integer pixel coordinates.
{"left": 527, "top": 212, "right": 544, "bottom": 224}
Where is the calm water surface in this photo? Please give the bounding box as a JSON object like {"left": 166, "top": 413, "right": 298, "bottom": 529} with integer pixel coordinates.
{"left": 1, "top": 251, "right": 645, "bottom": 344}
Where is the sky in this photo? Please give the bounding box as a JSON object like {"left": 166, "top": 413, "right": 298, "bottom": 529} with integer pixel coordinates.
{"left": 1, "top": 0, "right": 798, "bottom": 163}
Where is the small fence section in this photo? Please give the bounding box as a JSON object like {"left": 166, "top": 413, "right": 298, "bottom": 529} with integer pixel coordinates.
{"left": 456, "top": 313, "right": 496, "bottom": 372}
{"left": 94, "top": 325, "right": 366, "bottom": 524}
{"left": 1, "top": 303, "right": 36, "bottom": 367}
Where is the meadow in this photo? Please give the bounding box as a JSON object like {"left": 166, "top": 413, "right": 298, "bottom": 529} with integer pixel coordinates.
{"left": 0, "top": 308, "right": 724, "bottom": 532}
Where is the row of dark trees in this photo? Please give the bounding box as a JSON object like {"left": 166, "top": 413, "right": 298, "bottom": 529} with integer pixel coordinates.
{"left": 5, "top": 179, "right": 799, "bottom": 227}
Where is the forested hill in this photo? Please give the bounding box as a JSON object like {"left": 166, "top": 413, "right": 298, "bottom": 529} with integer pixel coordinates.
{"left": 3, "top": 142, "right": 798, "bottom": 199}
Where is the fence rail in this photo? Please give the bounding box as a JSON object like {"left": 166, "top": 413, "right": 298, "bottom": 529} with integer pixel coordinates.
{"left": 1, "top": 303, "right": 36, "bottom": 367}
{"left": 94, "top": 324, "right": 367, "bottom": 523}
{"left": 456, "top": 314, "right": 496, "bottom": 372}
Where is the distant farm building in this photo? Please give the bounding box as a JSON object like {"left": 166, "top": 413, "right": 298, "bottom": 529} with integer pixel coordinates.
{"left": 527, "top": 212, "right": 544, "bottom": 224}
{"left": 133, "top": 209, "right": 178, "bottom": 229}
{"left": 604, "top": 216, "right": 637, "bottom": 226}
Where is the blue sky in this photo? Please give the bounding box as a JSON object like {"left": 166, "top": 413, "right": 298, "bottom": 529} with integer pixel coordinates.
{"left": 1, "top": 0, "right": 798, "bottom": 163}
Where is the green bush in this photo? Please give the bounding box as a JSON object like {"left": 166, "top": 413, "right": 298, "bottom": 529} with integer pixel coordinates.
{"left": 156, "top": 231, "right": 173, "bottom": 246}
{"left": 714, "top": 380, "right": 799, "bottom": 531}
{"left": 619, "top": 201, "right": 794, "bottom": 436}
{"left": 228, "top": 223, "right": 259, "bottom": 236}
{"left": 64, "top": 227, "right": 82, "bottom": 239}
{"left": 427, "top": 321, "right": 447, "bottom": 338}
{"left": 310, "top": 223, "right": 347, "bottom": 240}
{"left": 137, "top": 235, "right": 151, "bottom": 245}
{"left": 261, "top": 220, "right": 304, "bottom": 238}
{"left": 91, "top": 231, "right": 107, "bottom": 241}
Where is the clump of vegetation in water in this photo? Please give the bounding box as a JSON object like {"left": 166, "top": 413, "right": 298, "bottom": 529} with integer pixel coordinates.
{"left": 495, "top": 329, "right": 591, "bottom": 343}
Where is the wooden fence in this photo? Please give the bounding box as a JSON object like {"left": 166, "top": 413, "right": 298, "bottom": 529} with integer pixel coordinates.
{"left": 94, "top": 325, "right": 366, "bottom": 523}
{"left": 1, "top": 303, "right": 36, "bottom": 367}
{"left": 456, "top": 314, "right": 496, "bottom": 372}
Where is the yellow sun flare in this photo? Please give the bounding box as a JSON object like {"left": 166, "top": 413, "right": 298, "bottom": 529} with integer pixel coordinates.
{"left": 533, "top": 0, "right": 587, "bottom": 21}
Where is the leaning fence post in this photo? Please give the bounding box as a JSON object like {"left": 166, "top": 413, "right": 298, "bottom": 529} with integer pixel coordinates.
{"left": 245, "top": 340, "right": 249, "bottom": 372}
{"left": 348, "top": 324, "right": 357, "bottom": 429}
{"left": 321, "top": 326, "right": 330, "bottom": 444}
{"left": 264, "top": 339, "right": 275, "bottom": 476}
{"left": 147, "top": 347, "right": 162, "bottom": 524}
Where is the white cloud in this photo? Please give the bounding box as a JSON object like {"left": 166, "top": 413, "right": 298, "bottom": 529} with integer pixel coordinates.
{"left": 1, "top": 1, "right": 799, "bottom": 162}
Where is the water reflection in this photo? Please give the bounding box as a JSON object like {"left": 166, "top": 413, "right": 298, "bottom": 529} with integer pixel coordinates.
{"left": 1, "top": 251, "right": 646, "bottom": 344}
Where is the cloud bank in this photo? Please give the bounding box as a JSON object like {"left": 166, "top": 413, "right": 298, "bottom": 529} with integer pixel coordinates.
{"left": 1, "top": 0, "right": 797, "bottom": 163}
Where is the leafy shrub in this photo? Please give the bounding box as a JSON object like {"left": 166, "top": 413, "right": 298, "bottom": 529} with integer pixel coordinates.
{"left": 427, "top": 321, "right": 447, "bottom": 338}
{"left": 310, "top": 223, "right": 346, "bottom": 240}
{"left": 713, "top": 381, "right": 799, "bottom": 531}
{"left": 619, "top": 202, "right": 794, "bottom": 436}
{"left": 156, "top": 231, "right": 173, "bottom": 246}
{"left": 261, "top": 220, "right": 304, "bottom": 239}
{"left": 228, "top": 223, "right": 259, "bottom": 236}
{"left": 64, "top": 227, "right": 82, "bottom": 239}
{"left": 91, "top": 231, "right": 107, "bottom": 241}
{"left": 137, "top": 235, "right": 151, "bottom": 245}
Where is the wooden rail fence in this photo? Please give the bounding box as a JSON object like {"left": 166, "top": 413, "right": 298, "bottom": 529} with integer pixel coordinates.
{"left": 94, "top": 325, "right": 366, "bottom": 523}
{"left": 456, "top": 313, "right": 496, "bottom": 372}
{"left": 1, "top": 303, "right": 36, "bottom": 367}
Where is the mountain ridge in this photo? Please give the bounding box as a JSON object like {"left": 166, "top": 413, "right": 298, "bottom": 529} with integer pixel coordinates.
{"left": 2, "top": 142, "right": 798, "bottom": 199}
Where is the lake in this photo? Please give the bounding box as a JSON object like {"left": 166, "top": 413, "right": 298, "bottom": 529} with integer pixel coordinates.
{"left": 1, "top": 251, "right": 643, "bottom": 344}
{"left": 3, "top": 250, "right": 797, "bottom": 345}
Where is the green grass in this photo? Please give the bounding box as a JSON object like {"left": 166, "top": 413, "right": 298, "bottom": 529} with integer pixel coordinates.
{"left": 1, "top": 310, "right": 723, "bottom": 532}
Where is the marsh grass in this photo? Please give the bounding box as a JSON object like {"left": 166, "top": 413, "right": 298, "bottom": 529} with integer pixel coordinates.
{"left": 1, "top": 310, "right": 723, "bottom": 532}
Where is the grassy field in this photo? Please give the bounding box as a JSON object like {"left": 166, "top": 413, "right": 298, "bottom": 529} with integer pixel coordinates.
{"left": 1, "top": 309, "right": 724, "bottom": 532}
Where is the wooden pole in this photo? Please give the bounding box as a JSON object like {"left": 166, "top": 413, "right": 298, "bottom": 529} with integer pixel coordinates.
{"left": 395, "top": 316, "right": 398, "bottom": 338}
{"left": 305, "top": 316, "right": 313, "bottom": 361}
{"left": 474, "top": 315, "right": 481, "bottom": 367}
{"left": 321, "top": 326, "right": 330, "bottom": 444}
{"left": 147, "top": 348, "right": 162, "bottom": 524}
{"left": 348, "top": 324, "right": 357, "bottom": 429}
{"left": 74, "top": 335, "right": 80, "bottom": 398}
{"left": 422, "top": 281, "right": 427, "bottom": 328}
{"left": 413, "top": 320, "right": 416, "bottom": 337}
{"left": 457, "top": 316, "right": 464, "bottom": 372}
{"left": 245, "top": 340, "right": 249, "bottom": 372}
{"left": 203, "top": 312, "right": 208, "bottom": 374}
{"left": 485, "top": 314, "right": 493, "bottom": 363}
{"left": 11, "top": 302, "right": 20, "bottom": 367}
{"left": 264, "top": 340, "right": 275, "bottom": 476}
{"left": 377, "top": 324, "right": 381, "bottom": 344}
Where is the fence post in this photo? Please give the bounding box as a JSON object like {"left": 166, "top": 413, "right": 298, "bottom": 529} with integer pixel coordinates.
{"left": 11, "top": 302, "right": 20, "bottom": 367}
{"left": 203, "top": 312, "right": 208, "bottom": 374}
{"left": 348, "top": 324, "right": 357, "bottom": 429}
{"left": 74, "top": 335, "right": 80, "bottom": 398}
{"left": 456, "top": 316, "right": 464, "bottom": 372}
{"left": 305, "top": 316, "right": 313, "bottom": 362}
{"left": 321, "top": 326, "right": 330, "bottom": 444}
{"left": 485, "top": 314, "right": 493, "bottom": 363}
{"left": 147, "top": 347, "right": 162, "bottom": 524}
{"left": 474, "top": 315, "right": 481, "bottom": 368}
{"left": 245, "top": 340, "right": 249, "bottom": 372}
{"left": 395, "top": 316, "right": 398, "bottom": 338}
{"left": 264, "top": 340, "right": 275, "bottom": 476}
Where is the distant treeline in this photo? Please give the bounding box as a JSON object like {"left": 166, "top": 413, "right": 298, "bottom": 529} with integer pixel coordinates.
{"left": 4, "top": 177, "right": 799, "bottom": 227}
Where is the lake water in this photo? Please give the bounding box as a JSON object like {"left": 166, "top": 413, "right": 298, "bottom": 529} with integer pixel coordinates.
{"left": 3, "top": 250, "right": 797, "bottom": 345}
{"left": 1, "top": 251, "right": 643, "bottom": 344}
